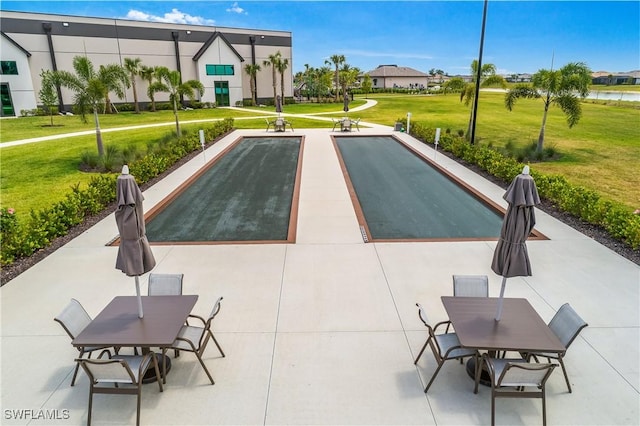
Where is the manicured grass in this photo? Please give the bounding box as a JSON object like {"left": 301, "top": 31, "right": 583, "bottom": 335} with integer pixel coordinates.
{"left": 1, "top": 93, "right": 638, "bottom": 218}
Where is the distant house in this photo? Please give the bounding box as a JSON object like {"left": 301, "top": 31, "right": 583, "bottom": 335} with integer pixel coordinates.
{"left": 366, "top": 65, "right": 429, "bottom": 90}
{"left": 591, "top": 71, "right": 640, "bottom": 85}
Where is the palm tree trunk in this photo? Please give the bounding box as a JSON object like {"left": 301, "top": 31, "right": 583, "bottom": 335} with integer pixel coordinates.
{"left": 93, "top": 109, "right": 104, "bottom": 157}
{"left": 132, "top": 79, "right": 140, "bottom": 114}
{"left": 537, "top": 94, "right": 552, "bottom": 152}
{"left": 173, "top": 97, "right": 181, "bottom": 137}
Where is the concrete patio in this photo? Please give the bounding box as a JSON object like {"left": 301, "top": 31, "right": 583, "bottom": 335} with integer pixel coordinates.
{"left": 1, "top": 127, "right": 638, "bottom": 425}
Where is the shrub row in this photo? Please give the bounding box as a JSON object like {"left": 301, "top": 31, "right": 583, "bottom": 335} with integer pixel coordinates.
{"left": 0, "top": 118, "right": 234, "bottom": 266}
{"left": 409, "top": 121, "right": 640, "bottom": 250}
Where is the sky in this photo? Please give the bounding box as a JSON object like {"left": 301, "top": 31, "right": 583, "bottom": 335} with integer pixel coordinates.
{"left": 2, "top": 1, "right": 639, "bottom": 75}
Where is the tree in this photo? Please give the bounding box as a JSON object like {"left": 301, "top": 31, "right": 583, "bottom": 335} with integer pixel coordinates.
{"left": 275, "top": 56, "right": 289, "bottom": 105}
{"left": 38, "top": 69, "right": 60, "bottom": 126}
{"left": 338, "top": 63, "right": 360, "bottom": 101}
{"left": 140, "top": 65, "right": 159, "bottom": 111}
{"left": 124, "top": 57, "right": 143, "bottom": 113}
{"left": 55, "top": 56, "right": 127, "bottom": 156}
{"left": 244, "top": 63, "right": 261, "bottom": 105}
{"left": 153, "top": 67, "right": 204, "bottom": 137}
{"left": 504, "top": 62, "right": 591, "bottom": 153}
{"left": 97, "top": 64, "right": 129, "bottom": 114}
{"left": 263, "top": 51, "right": 282, "bottom": 106}
{"left": 361, "top": 73, "right": 372, "bottom": 99}
{"left": 443, "top": 77, "right": 465, "bottom": 94}
{"left": 325, "top": 54, "right": 345, "bottom": 101}
{"left": 460, "top": 60, "right": 506, "bottom": 140}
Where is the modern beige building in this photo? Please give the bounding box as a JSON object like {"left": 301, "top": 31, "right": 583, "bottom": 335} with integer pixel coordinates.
{"left": 0, "top": 10, "right": 293, "bottom": 116}
{"left": 366, "top": 65, "right": 429, "bottom": 90}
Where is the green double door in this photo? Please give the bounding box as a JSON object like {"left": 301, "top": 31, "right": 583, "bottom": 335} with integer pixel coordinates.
{"left": 214, "top": 81, "right": 229, "bottom": 106}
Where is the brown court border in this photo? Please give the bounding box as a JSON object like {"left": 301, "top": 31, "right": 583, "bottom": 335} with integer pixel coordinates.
{"left": 110, "top": 135, "right": 304, "bottom": 246}
{"left": 331, "top": 134, "right": 547, "bottom": 243}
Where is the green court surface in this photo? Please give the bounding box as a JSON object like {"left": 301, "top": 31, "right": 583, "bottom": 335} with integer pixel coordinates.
{"left": 145, "top": 137, "right": 301, "bottom": 242}
{"left": 334, "top": 136, "right": 503, "bottom": 240}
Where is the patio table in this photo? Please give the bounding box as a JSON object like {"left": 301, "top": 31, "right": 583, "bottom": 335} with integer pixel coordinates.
{"left": 72, "top": 295, "right": 198, "bottom": 383}
{"left": 441, "top": 296, "right": 565, "bottom": 385}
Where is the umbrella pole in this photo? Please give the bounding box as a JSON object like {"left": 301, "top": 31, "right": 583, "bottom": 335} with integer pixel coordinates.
{"left": 495, "top": 276, "right": 507, "bottom": 321}
{"left": 135, "top": 275, "right": 144, "bottom": 318}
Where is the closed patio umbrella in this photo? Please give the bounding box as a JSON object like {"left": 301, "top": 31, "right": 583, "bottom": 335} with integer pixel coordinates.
{"left": 343, "top": 93, "right": 349, "bottom": 114}
{"left": 276, "top": 95, "right": 282, "bottom": 116}
{"left": 115, "top": 165, "right": 156, "bottom": 318}
{"left": 491, "top": 165, "right": 540, "bottom": 320}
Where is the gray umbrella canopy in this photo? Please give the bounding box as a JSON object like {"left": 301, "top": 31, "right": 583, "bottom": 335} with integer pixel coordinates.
{"left": 343, "top": 94, "right": 349, "bottom": 113}
{"left": 491, "top": 168, "right": 540, "bottom": 320}
{"left": 115, "top": 170, "right": 156, "bottom": 318}
{"left": 276, "top": 95, "right": 282, "bottom": 115}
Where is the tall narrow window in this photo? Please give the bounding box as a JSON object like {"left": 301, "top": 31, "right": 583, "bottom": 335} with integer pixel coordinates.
{"left": 1, "top": 83, "right": 15, "bottom": 116}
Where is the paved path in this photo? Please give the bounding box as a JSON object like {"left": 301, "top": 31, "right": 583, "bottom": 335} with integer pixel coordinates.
{"left": 0, "top": 99, "right": 384, "bottom": 148}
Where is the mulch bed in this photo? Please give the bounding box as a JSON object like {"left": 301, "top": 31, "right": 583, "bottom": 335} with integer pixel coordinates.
{"left": 2, "top": 137, "right": 638, "bottom": 285}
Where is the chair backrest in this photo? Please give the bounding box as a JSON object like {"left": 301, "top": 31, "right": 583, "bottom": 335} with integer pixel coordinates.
{"left": 453, "top": 275, "right": 489, "bottom": 297}
{"left": 206, "top": 297, "right": 224, "bottom": 326}
{"left": 78, "top": 358, "right": 138, "bottom": 384}
{"left": 548, "top": 303, "right": 588, "bottom": 348}
{"left": 415, "top": 303, "right": 437, "bottom": 338}
{"left": 148, "top": 273, "right": 184, "bottom": 296}
{"left": 497, "top": 361, "right": 556, "bottom": 388}
{"left": 54, "top": 298, "right": 92, "bottom": 339}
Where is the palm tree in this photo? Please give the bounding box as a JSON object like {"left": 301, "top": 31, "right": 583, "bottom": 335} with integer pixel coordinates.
{"left": 325, "top": 54, "right": 345, "bottom": 101}
{"left": 97, "top": 64, "right": 129, "bottom": 114}
{"left": 338, "top": 64, "right": 360, "bottom": 102}
{"left": 244, "top": 63, "right": 261, "bottom": 105}
{"left": 275, "top": 56, "right": 289, "bottom": 105}
{"left": 124, "top": 57, "right": 143, "bottom": 113}
{"left": 153, "top": 68, "right": 204, "bottom": 137}
{"left": 55, "top": 56, "right": 128, "bottom": 156}
{"left": 460, "top": 60, "right": 506, "bottom": 140}
{"left": 504, "top": 62, "right": 592, "bottom": 153}
{"left": 140, "top": 65, "right": 158, "bottom": 111}
{"left": 263, "top": 51, "right": 282, "bottom": 106}
{"left": 361, "top": 74, "right": 372, "bottom": 99}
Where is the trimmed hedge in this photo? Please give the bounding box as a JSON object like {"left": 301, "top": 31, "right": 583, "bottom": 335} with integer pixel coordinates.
{"left": 0, "top": 118, "right": 234, "bottom": 266}
{"left": 409, "top": 121, "right": 640, "bottom": 250}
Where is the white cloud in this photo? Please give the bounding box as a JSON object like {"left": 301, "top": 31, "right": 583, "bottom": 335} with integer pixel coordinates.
{"left": 124, "top": 9, "right": 215, "bottom": 26}
{"left": 226, "top": 2, "right": 247, "bottom": 15}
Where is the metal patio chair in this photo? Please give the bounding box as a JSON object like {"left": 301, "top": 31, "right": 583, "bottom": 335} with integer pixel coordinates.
{"left": 77, "top": 350, "right": 163, "bottom": 426}
{"left": 168, "top": 296, "right": 225, "bottom": 385}
{"left": 474, "top": 354, "right": 557, "bottom": 426}
{"left": 453, "top": 274, "right": 489, "bottom": 297}
{"left": 148, "top": 273, "right": 183, "bottom": 296}
{"left": 54, "top": 298, "right": 115, "bottom": 386}
{"left": 522, "top": 303, "right": 588, "bottom": 393}
{"left": 413, "top": 303, "right": 479, "bottom": 392}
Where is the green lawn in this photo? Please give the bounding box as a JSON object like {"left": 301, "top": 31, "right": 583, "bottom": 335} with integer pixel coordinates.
{"left": 1, "top": 94, "right": 639, "bottom": 218}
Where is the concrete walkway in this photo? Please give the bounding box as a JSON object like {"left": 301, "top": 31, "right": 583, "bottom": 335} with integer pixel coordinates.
{"left": 1, "top": 127, "right": 638, "bottom": 425}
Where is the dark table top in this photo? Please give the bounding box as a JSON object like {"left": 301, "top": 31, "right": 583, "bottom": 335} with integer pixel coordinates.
{"left": 72, "top": 295, "right": 198, "bottom": 348}
{"left": 441, "top": 296, "right": 565, "bottom": 354}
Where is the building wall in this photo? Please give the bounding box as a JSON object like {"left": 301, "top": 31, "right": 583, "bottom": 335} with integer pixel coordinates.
{"left": 0, "top": 11, "right": 293, "bottom": 112}
{"left": 372, "top": 76, "right": 429, "bottom": 89}
{"left": 0, "top": 35, "right": 37, "bottom": 115}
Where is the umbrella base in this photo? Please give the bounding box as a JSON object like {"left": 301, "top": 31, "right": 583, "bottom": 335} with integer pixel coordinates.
{"left": 143, "top": 353, "right": 171, "bottom": 384}
{"left": 466, "top": 357, "right": 491, "bottom": 387}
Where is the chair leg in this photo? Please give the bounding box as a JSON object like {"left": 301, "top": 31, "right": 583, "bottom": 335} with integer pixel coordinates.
{"left": 195, "top": 352, "right": 215, "bottom": 385}
{"left": 491, "top": 391, "right": 496, "bottom": 426}
{"left": 558, "top": 357, "right": 572, "bottom": 393}
{"left": 211, "top": 334, "right": 225, "bottom": 357}
{"left": 424, "top": 362, "right": 444, "bottom": 393}
{"left": 87, "top": 386, "right": 94, "bottom": 426}
{"left": 413, "top": 340, "right": 429, "bottom": 365}
{"left": 135, "top": 388, "right": 141, "bottom": 426}
{"left": 542, "top": 390, "right": 547, "bottom": 426}
{"left": 71, "top": 361, "right": 81, "bottom": 386}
